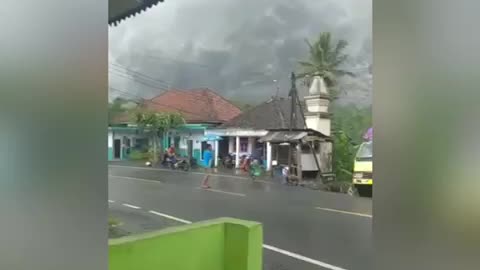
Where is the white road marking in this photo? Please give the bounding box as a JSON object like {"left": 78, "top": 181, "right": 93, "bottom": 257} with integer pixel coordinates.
{"left": 263, "top": 244, "right": 348, "bottom": 270}
{"left": 146, "top": 210, "right": 348, "bottom": 270}
{"left": 122, "top": 203, "right": 141, "bottom": 209}
{"left": 110, "top": 174, "right": 245, "bottom": 197}
{"left": 109, "top": 175, "right": 162, "bottom": 184}
{"left": 109, "top": 165, "right": 272, "bottom": 184}
{"left": 108, "top": 200, "right": 115, "bottom": 203}
{"left": 148, "top": 210, "right": 192, "bottom": 224}
{"left": 315, "top": 207, "right": 372, "bottom": 218}
{"left": 195, "top": 187, "right": 246, "bottom": 197}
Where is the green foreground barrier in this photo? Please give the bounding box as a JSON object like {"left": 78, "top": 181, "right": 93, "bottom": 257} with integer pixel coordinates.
{"left": 109, "top": 218, "right": 263, "bottom": 270}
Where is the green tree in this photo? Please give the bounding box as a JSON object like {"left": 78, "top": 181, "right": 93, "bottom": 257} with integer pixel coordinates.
{"left": 108, "top": 97, "right": 128, "bottom": 124}
{"left": 331, "top": 105, "right": 372, "bottom": 181}
{"left": 332, "top": 130, "right": 357, "bottom": 182}
{"left": 133, "top": 110, "right": 185, "bottom": 163}
{"left": 332, "top": 104, "right": 372, "bottom": 145}
{"left": 298, "top": 32, "right": 354, "bottom": 98}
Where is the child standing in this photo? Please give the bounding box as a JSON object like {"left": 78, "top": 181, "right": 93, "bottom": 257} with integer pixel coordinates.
{"left": 201, "top": 144, "right": 213, "bottom": 189}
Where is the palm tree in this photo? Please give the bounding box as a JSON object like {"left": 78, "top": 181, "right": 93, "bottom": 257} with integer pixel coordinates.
{"left": 298, "top": 32, "right": 354, "bottom": 89}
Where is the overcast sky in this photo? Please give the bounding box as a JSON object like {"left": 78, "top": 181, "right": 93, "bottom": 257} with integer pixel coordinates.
{"left": 109, "top": 0, "right": 372, "bottom": 106}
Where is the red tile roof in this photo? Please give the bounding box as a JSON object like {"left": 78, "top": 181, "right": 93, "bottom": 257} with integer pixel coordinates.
{"left": 143, "top": 89, "right": 242, "bottom": 124}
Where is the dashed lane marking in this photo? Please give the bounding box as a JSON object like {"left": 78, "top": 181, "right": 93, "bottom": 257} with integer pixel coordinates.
{"left": 109, "top": 175, "right": 163, "bottom": 184}
{"left": 315, "top": 207, "right": 372, "bottom": 218}
{"left": 122, "top": 203, "right": 141, "bottom": 209}
{"left": 263, "top": 244, "right": 348, "bottom": 270}
{"left": 148, "top": 210, "right": 192, "bottom": 224}
{"left": 195, "top": 187, "right": 246, "bottom": 197}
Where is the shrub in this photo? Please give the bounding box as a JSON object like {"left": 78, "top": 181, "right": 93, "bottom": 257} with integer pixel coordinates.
{"left": 129, "top": 150, "right": 151, "bottom": 160}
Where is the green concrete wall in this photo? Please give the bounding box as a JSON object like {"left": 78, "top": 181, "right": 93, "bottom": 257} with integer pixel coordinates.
{"left": 109, "top": 218, "right": 262, "bottom": 270}
{"left": 193, "top": 149, "right": 201, "bottom": 161}
{"left": 179, "top": 148, "right": 188, "bottom": 157}
{"left": 108, "top": 147, "right": 114, "bottom": 161}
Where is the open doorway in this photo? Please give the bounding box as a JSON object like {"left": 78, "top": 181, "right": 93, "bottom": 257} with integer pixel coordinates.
{"left": 114, "top": 139, "right": 121, "bottom": 159}
{"left": 218, "top": 138, "right": 229, "bottom": 159}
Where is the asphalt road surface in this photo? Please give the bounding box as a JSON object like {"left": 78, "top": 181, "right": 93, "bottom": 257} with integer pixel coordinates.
{"left": 108, "top": 165, "right": 372, "bottom": 270}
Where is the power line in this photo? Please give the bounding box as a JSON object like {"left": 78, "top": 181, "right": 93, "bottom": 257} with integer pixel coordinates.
{"left": 109, "top": 62, "right": 171, "bottom": 87}
{"left": 109, "top": 66, "right": 170, "bottom": 89}
{"left": 109, "top": 69, "right": 169, "bottom": 95}
{"left": 109, "top": 87, "right": 145, "bottom": 103}
{"left": 108, "top": 61, "right": 171, "bottom": 98}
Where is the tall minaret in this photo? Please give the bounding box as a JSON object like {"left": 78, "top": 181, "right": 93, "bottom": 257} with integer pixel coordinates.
{"left": 304, "top": 76, "right": 331, "bottom": 136}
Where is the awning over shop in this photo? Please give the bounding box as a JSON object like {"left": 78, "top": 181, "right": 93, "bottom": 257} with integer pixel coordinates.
{"left": 202, "top": 135, "right": 223, "bottom": 141}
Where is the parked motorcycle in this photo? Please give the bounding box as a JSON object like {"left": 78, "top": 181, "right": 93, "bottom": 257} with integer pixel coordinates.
{"left": 249, "top": 159, "right": 264, "bottom": 179}
{"left": 162, "top": 156, "right": 190, "bottom": 171}
{"left": 174, "top": 158, "right": 190, "bottom": 171}
{"left": 222, "top": 153, "right": 235, "bottom": 169}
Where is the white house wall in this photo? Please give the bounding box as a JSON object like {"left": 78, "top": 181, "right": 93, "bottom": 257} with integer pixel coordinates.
{"left": 305, "top": 116, "right": 331, "bottom": 137}
{"left": 108, "top": 131, "right": 113, "bottom": 148}
{"left": 301, "top": 153, "right": 322, "bottom": 171}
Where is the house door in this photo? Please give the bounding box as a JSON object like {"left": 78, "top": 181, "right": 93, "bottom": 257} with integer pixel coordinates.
{"left": 218, "top": 138, "right": 229, "bottom": 158}
{"left": 114, "top": 139, "right": 121, "bottom": 159}
{"left": 187, "top": 140, "right": 193, "bottom": 159}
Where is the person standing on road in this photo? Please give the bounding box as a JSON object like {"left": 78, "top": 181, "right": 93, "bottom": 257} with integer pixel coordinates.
{"left": 201, "top": 144, "right": 213, "bottom": 189}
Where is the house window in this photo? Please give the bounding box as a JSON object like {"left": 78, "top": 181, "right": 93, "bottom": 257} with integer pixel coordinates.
{"left": 240, "top": 138, "right": 248, "bottom": 152}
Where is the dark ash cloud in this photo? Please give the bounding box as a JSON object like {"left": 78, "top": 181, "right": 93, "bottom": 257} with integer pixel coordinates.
{"left": 109, "top": 0, "right": 372, "bottom": 106}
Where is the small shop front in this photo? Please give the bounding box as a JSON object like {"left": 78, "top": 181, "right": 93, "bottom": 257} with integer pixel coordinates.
{"left": 165, "top": 124, "right": 216, "bottom": 163}
{"left": 108, "top": 126, "right": 149, "bottom": 161}
{"left": 205, "top": 129, "right": 269, "bottom": 168}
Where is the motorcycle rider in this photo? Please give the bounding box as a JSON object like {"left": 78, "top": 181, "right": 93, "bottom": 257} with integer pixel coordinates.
{"left": 165, "top": 144, "right": 177, "bottom": 165}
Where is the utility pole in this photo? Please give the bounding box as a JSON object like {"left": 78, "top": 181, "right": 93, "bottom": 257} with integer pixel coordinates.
{"left": 287, "top": 72, "right": 298, "bottom": 183}
{"left": 289, "top": 72, "right": 297, "bottom": 131}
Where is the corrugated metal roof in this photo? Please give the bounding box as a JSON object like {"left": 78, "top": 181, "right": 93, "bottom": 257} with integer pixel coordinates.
{"left": 259, "top": 131, "right": 308, "bottom": 143}
{"left": 221, "top": 97, "right": 304, "bottom": 129}
{"left": 109, "top": 0, "right": 164, "bottom": 26}
{"left": 259, "top": 128, "right": 329, "bottom": 143}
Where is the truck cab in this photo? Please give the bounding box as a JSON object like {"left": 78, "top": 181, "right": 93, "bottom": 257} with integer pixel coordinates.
{"left": 352, "top": 141, "right": 373, "bottom": 196}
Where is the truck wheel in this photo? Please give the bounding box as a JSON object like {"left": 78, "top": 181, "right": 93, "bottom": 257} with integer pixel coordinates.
{"left": 356, "top": 185, "right": 372, "bottom": 197}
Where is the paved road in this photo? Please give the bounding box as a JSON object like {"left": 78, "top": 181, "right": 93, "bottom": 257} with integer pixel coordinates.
{"left": 108, "top": 165, "right": 372, "bottom": 270}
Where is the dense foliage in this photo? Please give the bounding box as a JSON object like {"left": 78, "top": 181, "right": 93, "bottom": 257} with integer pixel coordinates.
{"left": 108, "top": 97, "right": 128, "bottom": 124}
{"left": 332, "top": 105, "right": 372, "bottom": 181}
{"left": 134, "top": 109, "right": 185, "bottom": 162}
